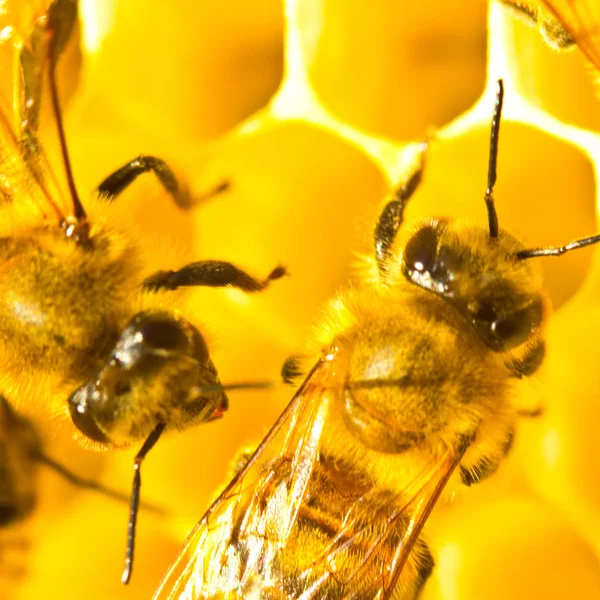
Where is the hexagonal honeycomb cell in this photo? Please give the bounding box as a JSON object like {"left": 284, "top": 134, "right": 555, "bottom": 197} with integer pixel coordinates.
{"left": 6, "top": 1, "right": 600, "bottom": 599}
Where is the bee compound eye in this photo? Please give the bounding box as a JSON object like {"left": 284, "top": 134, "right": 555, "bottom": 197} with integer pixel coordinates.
{"left": 133, "top": 313, "right": 190, "bottom": 352}
{"left": 115, "top": 311, "right": 201, "bottom": 369}
{"left": 491, "top": 302, "right": 542, "bottom": 350}
{"left": 491, "top": 317, "right": 518, "bottom": 340}
{"left": 490, "top": 316, "right": 531, "bottom": 350}
{"left": 68, "top": 384, "right": 110, "bottom": 444}
{"left": 475, "top": 302, "right": 497, "bottom": 323}
{"left": 471, "top": 295, "right": 543, "bottom": 351}
{"left": 403, "top": 226, "right": 438, "bottom": 274}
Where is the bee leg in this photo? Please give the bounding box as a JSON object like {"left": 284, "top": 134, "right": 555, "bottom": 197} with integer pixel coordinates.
{"left": 143, "top": 261, "right": 287, "bottom": 293}
{"left": 96, "top": 155, "right": 229, "bottom": 209}
{"left": 374, "top": 142, "right": 428, "bottom": 277}
{"left": 506, "top": 340, "right": 545, "bottom": 418}
{"left": 506, "top": 340, "right": 545, "bottom": 378}
{"left": 281, "top": 355, "right": 307, "bottom": 385}
{"left": 517, "top": 406, "right": 544, "bottom": 418}
{"left": 121, "top": 422, "right": 165, "bottom": 585}
{"left": 459, "top": 426, "right": 515, "bottom": 486}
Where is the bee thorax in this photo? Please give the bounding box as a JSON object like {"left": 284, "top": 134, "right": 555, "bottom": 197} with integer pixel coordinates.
{"left": 338, "top": 307, "right": 508, "bottom": 454}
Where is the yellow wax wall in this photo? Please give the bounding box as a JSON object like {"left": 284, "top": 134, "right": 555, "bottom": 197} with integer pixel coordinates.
{"left": 3, "top": 0, "right": 600, "bottom": 598}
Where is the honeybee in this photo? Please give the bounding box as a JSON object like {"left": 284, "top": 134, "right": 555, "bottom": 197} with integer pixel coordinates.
{"left": 501, "top": 1, "right": 600, "bottom": 67}
{"left": 154, "top": 80, "right": 600, "bottom": 599}
{"left": 0, "top": 0, "right": 285, "bottom": 584}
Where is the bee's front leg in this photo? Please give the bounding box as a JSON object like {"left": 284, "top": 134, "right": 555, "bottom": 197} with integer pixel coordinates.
{"left": 96, "top": 154, "right": 229, "bottom": 209}
{"left": 374, "top": 141, "right": 428, "bottom": 279}
{"left": 143, "top": 261, "right": 286, "bottom": 293}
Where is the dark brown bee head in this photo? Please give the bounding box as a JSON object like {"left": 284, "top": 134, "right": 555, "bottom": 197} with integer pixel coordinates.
{"left": 397, "top": 79, "right": 600, "bottom": 354}
{"left": 68, "top": 311, "right": 227, "bottom": 447}
{"left": 402, "top": 219, "right": 546, "bottom": 352}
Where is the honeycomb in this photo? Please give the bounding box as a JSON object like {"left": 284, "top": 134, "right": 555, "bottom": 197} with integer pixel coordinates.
{"left": 4, "top": 0, "right": 600, "bottom": 598}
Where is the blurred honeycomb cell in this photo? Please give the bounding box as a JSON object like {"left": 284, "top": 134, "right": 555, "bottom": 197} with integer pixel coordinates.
{"left": 305, "top": 0, "right": 487, "bottom": 140}
{"left": 78, "top": 0, "right": 284, "bottom": 143}
{"left": 421, "top": 495, "right": 600, "bottom": 600}
{"left": 515, "top": 302, "right": 600, "bottom": 558}
{"left": 14, "top": 494, "right": 180, "bottom": 600}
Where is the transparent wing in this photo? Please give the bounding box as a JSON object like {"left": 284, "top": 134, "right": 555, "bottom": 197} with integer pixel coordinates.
{"left": 312, "top": 447, "right": 468, "bottom": 599}
{"left": 154, "top": 356, "right": 469, "bottom": 600}
{"left": 502, "top": 1, "right": 600, "bottom": 64}
{"left": 0, "top": 0, "right": 79, "bottom": 219}
{"left": 154, "top": 358, "right": 333, "bottom": 599}
{"left": 542, "top": 0, "right": 600, "bottom": 69}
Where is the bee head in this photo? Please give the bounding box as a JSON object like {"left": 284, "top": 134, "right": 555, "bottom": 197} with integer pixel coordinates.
{"left": 395, "top": 80, "right": 600, "bottom": 354}
{"left": 68, "top": 311, "right": 227, "bottom": 447}
{"left": 402, "top": 219, "right": 547, "bottom": 352}
{"left": 397, "top": 79, "right": 545, "bottom": 353}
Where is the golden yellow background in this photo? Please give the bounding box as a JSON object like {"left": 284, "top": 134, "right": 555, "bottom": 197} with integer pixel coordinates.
{"left": 3, "top": 0, "right": 600, "bottom": 598}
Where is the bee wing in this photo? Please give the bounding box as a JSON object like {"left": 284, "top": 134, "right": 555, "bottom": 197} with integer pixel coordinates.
{"left": 155, "top": 356, "right": 470, "bottom": 600}
{"left": 542, "top": 0, "right": 600, "bottom": 68}
{"left": 315, "top": 445, "right": 469, "bottom": 599}
{"left": 153, "top": 358, "right": 336, "bottom": 599}
{"left": 0, "top": 0, "right": 78, "bottom": 219}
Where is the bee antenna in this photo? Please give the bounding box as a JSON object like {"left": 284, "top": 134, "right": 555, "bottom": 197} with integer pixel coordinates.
{"left": 515, "top": 234, "right": 600, "bottom": 260}
{"left": 485, "top": 79, "right": 504, "bottom": 239}
{"left": 46, "top": 17, "right": 88, "bottom": 231}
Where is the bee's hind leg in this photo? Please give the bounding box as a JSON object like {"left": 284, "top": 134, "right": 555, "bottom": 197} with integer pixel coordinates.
{"left": 374, "top": 141, "right": 428, "bottom": 278}
{"left": 96, "top": 154, "right": 229, "bottom": 209}
{"left": 506, "top": 340, "right": 546, "bottom": 418}
{"left": 143, "top": 261, "right": 287, "bottom": 293}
